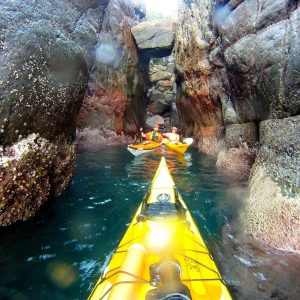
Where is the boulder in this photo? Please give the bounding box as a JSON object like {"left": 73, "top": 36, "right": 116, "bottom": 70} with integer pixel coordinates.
{"left": 149, "top": 91, "right": 166, "bottom": 103}
{"left": 149, "top": 98, "right": 172, "bottom": 115}
{"left": 131, "top": 19, "right": 176, "bottom": 56}
{"left": 0, "top": 0, "right": 91, "bottom": 225}
{"left": 150, "top": 70, "right": 172, "bottom": 82}
{"left": 157, "top": 80, "right": 174, "bottom": 88}
{"left": 145, "top": 114, "right": 165, "bottom": 130}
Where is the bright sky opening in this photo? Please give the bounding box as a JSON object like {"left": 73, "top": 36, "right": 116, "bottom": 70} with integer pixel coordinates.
{"left": 144, "top": 0, "right": 180, "bottom": 19}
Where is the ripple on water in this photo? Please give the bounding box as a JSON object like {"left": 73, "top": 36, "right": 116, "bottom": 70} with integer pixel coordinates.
{"left": 0, "top": 147, "right": 299, "bottom": 300}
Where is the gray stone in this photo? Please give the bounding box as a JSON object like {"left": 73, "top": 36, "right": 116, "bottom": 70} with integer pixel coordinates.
{"left": 257, "top": 0, "right": 288, "bottom": 30}
{"left": 0, "top": 19, "right": 88, "bottom": 147}
{"left": 225, "top": 122, "right": 258, "bottom": 148}
{"left": 145, "top": 114, "right": 165, "bottom": 130}
{"left": 284, "top": 8, "right": 300, "bottom": 117}
{"left": 244, "top": 116, "right": 300, "bottom": 252}
{"left": 208, "top": 46, "right": 224, "bottom": 68}
{"left": 219, "top": 0, "right": 258, "bottom": 47}
{"left": 149, "top": 91, "right": 165, "bottom": 103}
{"left": 131, "top": 19, "right": 176, "bottom": 55}
{"left": 150, "top": 70, "right": 172, "bottom": 82}
{"left": 255, "top": 21, "right": 287, "bottom": 120}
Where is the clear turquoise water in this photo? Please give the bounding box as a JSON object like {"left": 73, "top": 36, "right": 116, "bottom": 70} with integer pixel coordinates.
{"left": 0, "top": 147, "right": 299, "bottom": 300}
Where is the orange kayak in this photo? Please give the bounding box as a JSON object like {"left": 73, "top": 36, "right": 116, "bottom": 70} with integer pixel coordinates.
{"left": 127, "top": 141, "right": 162, "bottom": 156}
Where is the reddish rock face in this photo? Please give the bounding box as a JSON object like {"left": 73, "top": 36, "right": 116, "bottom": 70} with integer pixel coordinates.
{"left": 174, "top": 1, "right": 228, "bottom": 150}
{"left": 77, "top": 85, "right": 127, "bottom": 135}
{"left": 77, "top": 0, "right": 146, "bottom": 140}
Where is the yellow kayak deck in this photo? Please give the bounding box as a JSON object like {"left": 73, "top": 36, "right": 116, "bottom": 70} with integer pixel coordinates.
{"left": 88, "top": 158, "right": 232, "bottom": 300}
{"left": 165, "top": 142, "right": 189, "bottom": 154}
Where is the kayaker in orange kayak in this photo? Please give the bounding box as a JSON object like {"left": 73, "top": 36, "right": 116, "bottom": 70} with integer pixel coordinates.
{"left": 140, "top": 124, "right": 163, "bottom": 142}
{"left": 163, "top": 127, "right": 180, "bottom": 143}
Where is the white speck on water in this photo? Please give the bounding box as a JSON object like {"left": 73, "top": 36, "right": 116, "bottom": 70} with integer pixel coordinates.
{"left": 254, "top": 272, "right": 267, "bottom": 281}
{"left": 26, "top": 257, "right": 35, "bottom": 262}
{"left": 234, "top": 255, "right": 255, "bottom": 268}
{"left": 38, "top": 254, "right": 56, "bottom": 261}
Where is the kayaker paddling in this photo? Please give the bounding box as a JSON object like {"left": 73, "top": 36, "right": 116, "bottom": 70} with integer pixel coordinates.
{"left": 163, "top": 127, "right": 180, "bottom": 143}
{"left": 140, "top": 124, "right": 163, "bottom": 143}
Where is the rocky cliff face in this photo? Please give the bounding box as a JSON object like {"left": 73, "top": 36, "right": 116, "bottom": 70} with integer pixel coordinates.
{"left": 175, "top": 0, "right": 300, "bottom": 252}
{"left": 77, "top": 0, "right": 147, "bottom": 145}
{"left": 174, "top": 0, "right": 231, "bottom": 155}
{"left": 0, "top": 0, "right": 100, "bottom": 225}
{"left": 0, "top": 0, "right": 150, "bottom": 225}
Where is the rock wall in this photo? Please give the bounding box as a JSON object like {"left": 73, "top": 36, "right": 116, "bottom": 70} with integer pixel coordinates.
{"left": 217, "top": 0, "right": 300, "bottom": 252}
{"left": 175, "top": 0, "right": 300, "bottom": 251}
{"left": 0, "top": 0, "right": 100, "bottom": 225}
{"left": 146, "top": 55, "right": 178, "bottom": 131}
{"left": 77, "top": 0, "right": 147, "bottom": 143}
{"left": 174, "top": 0, "right": 231, "bottom": 155}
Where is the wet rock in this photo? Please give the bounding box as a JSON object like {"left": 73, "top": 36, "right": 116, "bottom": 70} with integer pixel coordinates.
{"left": 175, "top": 0, "right": 300, "bottom": 255}
{"left": 76, "top": 128, "right": 135, "bottom": 149}
{"left": 0, "top": 0, "right": 92, "bottom": 225}
{"left": 216, "top": 144, "right": 258, "bottom": 181}
{"left": 0, "top": 19, "right": 88, "bottom": 146}
{"left": 78, "top": 0, "right": 146, "bottom": 136}
{"left": 243, "top": 116, "right": 300, "bottom": 252}
{"left": 174, "top": 0, "right": 229, "bottom": 155}
{"left": 0, "top": 134, "right": 75, "bottom": 225}
{"left": 225, "top": 122, "right": 258, "bottom": 148}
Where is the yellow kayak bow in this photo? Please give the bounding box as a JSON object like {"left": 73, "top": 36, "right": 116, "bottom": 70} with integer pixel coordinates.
{"left": 88, "top": 157, "right": 232, "bottom": 300}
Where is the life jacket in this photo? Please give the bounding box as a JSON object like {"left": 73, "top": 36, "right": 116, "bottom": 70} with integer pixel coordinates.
{"left": 150, "top": 131, "right": 160, "bottom": 142}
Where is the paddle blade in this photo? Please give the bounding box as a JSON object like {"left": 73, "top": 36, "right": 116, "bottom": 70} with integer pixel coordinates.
{"left": 183, "top": 138, "right": 193, "bottom": 145}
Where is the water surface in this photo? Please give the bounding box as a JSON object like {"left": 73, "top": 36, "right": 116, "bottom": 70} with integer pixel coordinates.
{"left": 0, "top": 147, "right": 299, "bottom": 299}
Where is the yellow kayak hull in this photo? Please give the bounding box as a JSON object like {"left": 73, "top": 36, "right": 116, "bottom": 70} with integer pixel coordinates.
{"left": 88, "top": 157, "right": 232, "bottom": 300}
{"left": 165, "top": 142, "right": 189, "bottom": 154}
{"left": 127, "top": 141, "right": 162, "bottom": 156}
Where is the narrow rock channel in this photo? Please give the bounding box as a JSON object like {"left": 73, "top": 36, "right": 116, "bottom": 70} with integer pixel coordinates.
{"left": 0, "top": 0, "right": 299, "bottom": 299}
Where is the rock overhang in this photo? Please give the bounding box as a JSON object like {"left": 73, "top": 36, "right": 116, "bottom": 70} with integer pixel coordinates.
{"left": 131, "top": 18, "right": 177, "bottom": 57}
